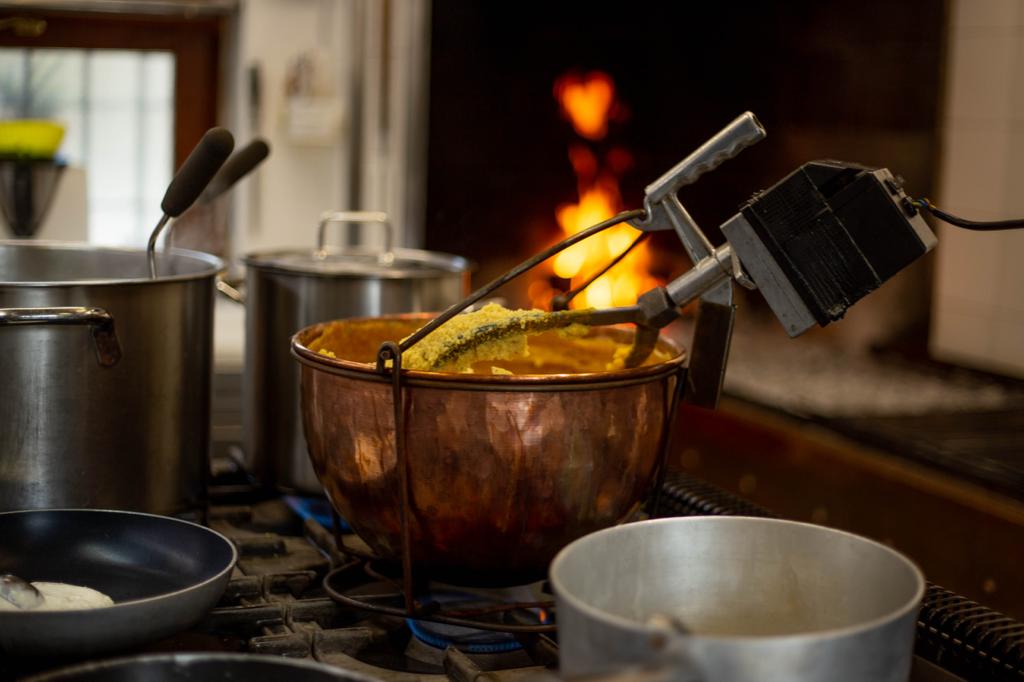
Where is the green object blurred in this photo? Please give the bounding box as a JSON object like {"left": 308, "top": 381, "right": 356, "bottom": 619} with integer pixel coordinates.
{"left": 0, "top": 120, "right": 65, "bottom": 159}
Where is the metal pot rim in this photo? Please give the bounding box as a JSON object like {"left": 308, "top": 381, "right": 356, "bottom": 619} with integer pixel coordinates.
{"left": 243, "top": 245, "right": 471, "bottom": 279}
{"left": 21, "top": 652, "right": 380, "bottom": 682}
{"left": 0, "top": 508, "right": 238, "bottom": 614}
{"left": 290, "top": 315, "right": 686, "bottom": 389}
{"left": 549, "top": 516, "right": 926, "bottom": 643}
{"left": 0, "top": 240, "right": 224, "bottom": 287}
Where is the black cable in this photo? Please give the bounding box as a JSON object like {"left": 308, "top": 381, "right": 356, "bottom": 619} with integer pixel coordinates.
{"left": 911, "top": 198, "right": 1024, "bottom": 231}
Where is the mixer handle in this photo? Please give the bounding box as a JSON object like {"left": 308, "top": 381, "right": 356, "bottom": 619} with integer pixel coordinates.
{"left": 646, "top": 112, "right": 765, "bottom": 206}
{"left": 630, "top": 112, "right": 766, "bottom": 246}
{"left": 625, "top": 112, "right": 765, "bottom": 408}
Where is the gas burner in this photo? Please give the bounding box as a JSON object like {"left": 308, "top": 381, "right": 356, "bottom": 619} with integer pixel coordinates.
{"left": 305, "top": 615, "right": 552, "bottom": 681}
{"left": 283, "top": 494, "right": 347, "bottom": 530}
{"left": 162, "top": 497, "right": 559, "bottom": 682}
{"left": 407, "top": 616, "right": 521, "bottom": 654}
{"left": 323, "top": 559, "right": 557, "bottom": 637}
{"left": 406, "top": 590, "right": 553, "bottom": 654}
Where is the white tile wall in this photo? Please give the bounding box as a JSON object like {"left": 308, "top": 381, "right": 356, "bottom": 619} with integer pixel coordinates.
{"left": 931, "top": 0, "right": 1024, "bottom": 377}
{"left": 992, "top": 317, "right": 1024, "bottom": 371}
{"left": 933, "top": 224, "right": 1003, "bottom": 308}
{"left": 951, "top": 0, "right": 1021, "bottom": 29}
{"left": 932, "top": 303, "right": 992, "bottom": 362}
{"left": 937, "top": 127, "right": 1010, "bottom": 214}
{"left": 945, "top": 27, "right": 1016, "bottom": 126}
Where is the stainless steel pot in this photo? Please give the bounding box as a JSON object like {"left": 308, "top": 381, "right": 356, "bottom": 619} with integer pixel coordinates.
{"left": 0, "top": 241, "right": 222, "bottom": 514}
{"left": 550, "top": 517, "right": 925, "bottom": 682}
{"left": 239, "top": 212, "right": 470, "bottom": 493}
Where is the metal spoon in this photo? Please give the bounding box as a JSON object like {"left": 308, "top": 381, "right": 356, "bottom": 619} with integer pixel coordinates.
{"left": 0, "top": 573, "right": 43, "bottom": 609}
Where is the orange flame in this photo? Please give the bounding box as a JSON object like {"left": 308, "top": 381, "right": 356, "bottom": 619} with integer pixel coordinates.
{"left": 531, "top": 72, "right": 659, "bottom": 310}
{"left": 554, "top": 72, "right": 615, "bottom": 140}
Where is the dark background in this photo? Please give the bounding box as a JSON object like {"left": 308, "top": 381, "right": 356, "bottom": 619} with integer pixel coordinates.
{"left": 424, "top": 0, "right": 947, "bottom": 344}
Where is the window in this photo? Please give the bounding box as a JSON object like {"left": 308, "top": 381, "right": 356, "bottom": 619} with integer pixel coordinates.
{"left": 1, "top": 47, "right": 175, "bottom": 245}
{"left": 0, "top": 8, "right": 224, "bottom": 245}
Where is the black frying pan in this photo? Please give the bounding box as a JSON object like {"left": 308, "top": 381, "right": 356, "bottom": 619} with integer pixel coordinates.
{"left": 0, "top": 509, "right": 236, "bottom": 656}
{"left": 22, "top": 653, "right": 378, "bottom": 682}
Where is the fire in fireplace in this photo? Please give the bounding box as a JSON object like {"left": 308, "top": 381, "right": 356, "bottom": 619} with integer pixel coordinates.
{"left": 528, "top": 70, "right": 661, "bottom": 311}
{"left": 424, "top": 1, "right": 945, "bottom": 345}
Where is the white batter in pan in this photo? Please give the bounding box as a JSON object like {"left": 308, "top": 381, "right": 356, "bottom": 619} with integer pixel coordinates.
{"left": 0, "top": 581, "right": 114, "bottom": 611}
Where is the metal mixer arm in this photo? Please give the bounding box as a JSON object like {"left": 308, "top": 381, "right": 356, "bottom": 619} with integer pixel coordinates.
{"left": 624, "top": 120, "right": 937, "bottom": 408}
{"left": 625, "top": 112, "right": 766, "bottom": 408}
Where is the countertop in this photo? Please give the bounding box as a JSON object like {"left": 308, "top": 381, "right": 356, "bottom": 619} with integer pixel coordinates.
{"left": 673, "top": 316, "right": 1024, "bottom": 499}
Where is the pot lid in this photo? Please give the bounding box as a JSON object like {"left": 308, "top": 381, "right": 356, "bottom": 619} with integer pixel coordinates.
{"left": 243, "top": 246, "right": 471, "bottom": 279}
{"left": 244, "top": 210, "right": 471, "bottom": 278}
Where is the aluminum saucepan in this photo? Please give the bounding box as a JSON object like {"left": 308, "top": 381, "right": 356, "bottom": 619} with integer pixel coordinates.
{"left": 550, "top": 517, "right": 926, "bottom": 682}
{"left": 292, "top": 315, "right": 685, "bottom": 582}
{"left": 0, "top": 509, "right": 237, "bottom": 657}
{"left": 22, "top": 653, "right": 380, "bottom": 682}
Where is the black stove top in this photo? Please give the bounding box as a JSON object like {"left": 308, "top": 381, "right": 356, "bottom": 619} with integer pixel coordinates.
{"left": 7, "top": 470, "right": 1021, "bottom": 681}
{"left": 157, "top": 498, "right": 557, "bottom": 682}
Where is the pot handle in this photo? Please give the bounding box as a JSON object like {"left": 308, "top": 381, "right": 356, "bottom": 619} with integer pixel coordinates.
{"left": 0, "top": 307, "right": 122, "bottom": 367}
{"left": 216, "top": 277, "right": 246, "bottom": 304}
{"left": 316, "top": 211, "right": 394, "bottom": 263}
{"left": 563, "top": 618, "right": 701, "bottom": 682}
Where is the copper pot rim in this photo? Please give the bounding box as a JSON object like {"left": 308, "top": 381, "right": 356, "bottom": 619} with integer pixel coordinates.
{"left": 290, "top": 312, "right": 686, "bottom": 389}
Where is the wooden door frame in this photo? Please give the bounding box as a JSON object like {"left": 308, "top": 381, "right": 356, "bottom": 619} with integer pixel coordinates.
{"left": 0, "top": 9, "right": 224, "bottom": 167}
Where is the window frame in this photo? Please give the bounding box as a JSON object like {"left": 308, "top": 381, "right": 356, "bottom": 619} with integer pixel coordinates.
{"left": 0, "top": 8, "right": 224, "bottom": 167}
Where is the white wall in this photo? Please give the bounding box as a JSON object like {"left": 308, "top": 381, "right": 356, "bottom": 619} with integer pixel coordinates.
{"left": 931, "top": 0, "right": 1024, "bottom": 377}
{"left": 227, "top": 0, "right": 431, "bottom": 260}
{"left": 229, "top": 0, "right": 353, "bottom": 258}
{"left": 215, "top": 0, "right": 431, "bottom": 369}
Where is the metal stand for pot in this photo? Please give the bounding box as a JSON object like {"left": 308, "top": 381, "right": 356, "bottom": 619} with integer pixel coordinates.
{"left": 322, "top": 208, "right": 688, "bottom": 635}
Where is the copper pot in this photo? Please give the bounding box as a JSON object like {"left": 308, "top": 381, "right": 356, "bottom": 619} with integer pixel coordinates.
{"left": 292, "top": 315, "right": 685, "bottom": 580}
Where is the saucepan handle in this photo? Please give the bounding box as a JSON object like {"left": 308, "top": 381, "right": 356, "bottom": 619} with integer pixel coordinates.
{"left": 216, "top": 276, "right": 246, "bottom": 304}
{"left": 0, "top": 306, "right": 122, "bottom": 367}
{"left": 316, "top": 211, "right": 393, "bottom": 261}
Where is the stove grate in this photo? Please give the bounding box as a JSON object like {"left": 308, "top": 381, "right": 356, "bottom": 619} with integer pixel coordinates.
{"left": 916, "top": 584, "right": 1024, "bottom": 681}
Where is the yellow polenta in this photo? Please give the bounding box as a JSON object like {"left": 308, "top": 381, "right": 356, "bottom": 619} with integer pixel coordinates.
{"left": 305, "top": 304, "right": 675, "bottom": 375}
{"left": 401, "top": 303, "right": 575, "bottom": 372}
